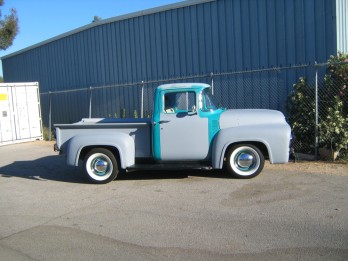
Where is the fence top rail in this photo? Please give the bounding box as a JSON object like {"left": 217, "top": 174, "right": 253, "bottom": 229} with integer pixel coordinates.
{"left": 314, "top": 60, "right": 348, "bottom": 67}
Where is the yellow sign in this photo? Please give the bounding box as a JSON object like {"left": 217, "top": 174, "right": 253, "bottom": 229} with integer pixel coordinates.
{"left": 0, "top": 94, "right": 8, "bottom": 101}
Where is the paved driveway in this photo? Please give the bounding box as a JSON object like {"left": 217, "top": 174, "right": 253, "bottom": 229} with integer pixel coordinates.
{"left": 0, "top": 141, "right": 347, "bottom": 260}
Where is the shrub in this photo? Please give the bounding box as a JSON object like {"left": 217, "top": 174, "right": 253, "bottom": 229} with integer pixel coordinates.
{"left": 319, "top": 96, "right": 348, "bottom": 152}
{"left": 287, "top": 53, "right": 348, "bottom": 159}
{"left": 286, "top": 77, "right": 316, "bottom": 153}
{"left": 42, "top": 125, "right": 55, "bottom": 141}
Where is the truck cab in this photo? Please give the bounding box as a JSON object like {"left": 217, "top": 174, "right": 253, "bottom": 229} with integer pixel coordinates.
{"left": 152, "top": 83, "right": 223, "bottom": 161}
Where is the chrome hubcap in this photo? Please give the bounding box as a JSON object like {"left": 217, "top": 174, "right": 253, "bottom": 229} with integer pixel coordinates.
{"left": 236, "top": 152, "right": 254, "bottom": 169}
{"left": 91, "top": 157, "right": 110, "bottom": 176}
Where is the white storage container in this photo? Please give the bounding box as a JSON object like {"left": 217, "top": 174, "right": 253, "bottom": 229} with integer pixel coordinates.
{"left": 0, "top": 82, "right": 43, "bottom": 146}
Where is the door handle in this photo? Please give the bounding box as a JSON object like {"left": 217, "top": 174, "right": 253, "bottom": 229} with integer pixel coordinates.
{"left": 153, "top": 120, "right": 170, "bottom": 126}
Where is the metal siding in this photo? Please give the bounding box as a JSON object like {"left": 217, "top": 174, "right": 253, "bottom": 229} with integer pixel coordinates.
{"left": 159, "top": 12, "right": 168, "bottom": 79}
{"left": 276, "top": 0, "right": 286, "bottom": 66}
{"left": 142, "top": 15, "right": 151, "bottom": 80}
{"left": 337, "top": 0, "right": 347, "bottom": 52}
{"left": 327, "top": 0, "right": 337, "bottom": 56}
{"left": 113, "top": 23, "right": 121, "bottom": 83}
{"left": 258, "top": 0, "right": 269, "bottom": 67}
{"left": 57, "top": 40, "right": 65, "bottom": 89}
{"left": 198, "top": 4, "right": 207, "bottom": 74}
{"left": 1, "top": 0, "right": 339, "bottom": 116}
{"left": 154, "top": 13, "right": 161, "bottom": 79}
{"left": 110, "top": 23, "right": 117, "bottom": 83}
{"left": 241, "top": 0, "right": 251, "bottom": 69}
{"left": 250, "top": 0, "right": 260, "bottom": 68}
{"left": 223, "top": 0, "right": 234, "bottom": 71}
{"left": 315, "top": 0, "right": 326, "bottom": 61}
{"left": 130, "top": 18, "right": 139, "bottom": 83}
{"left": 190, "top": 6, "right": 199, "bottom": 75}
{"left": 124, "top": 20, "right": 132, "bottom": 83}
{"left": 172, "top": 9, "right": 180, "bottom": 76}
{"left": 266, "top": 0, "right": 277, "bottom": 67}
{"left": 137, "top": 17, "right": 146, "bottom": 80}
{"left": 88, "top": 28, "right": 96, "bottom": 86}
{"left": 294, "top": 0, "right": 304, "bottom": 64}
{"left": 177, "top": 9, "right": 185, "bottom": 76}
{"left": 304, "top": 0, "right": 315, "bottom": 62}
{"left": 211, "top": 1, "right": 220, "bottom": 72}
{"left": 150, "top": 14, "right": 158, "bottom": 80}
{"left": 285, "top": 0, "right": 296, "bottom": 65}
{"left": 106, "top": 24, "right": 113, "bottom": 85}
{"left": 232, "top": 0, "right": 243, "bottom": 70}
{"left": 56, "top": 40, "right": 63, "bottom": 89}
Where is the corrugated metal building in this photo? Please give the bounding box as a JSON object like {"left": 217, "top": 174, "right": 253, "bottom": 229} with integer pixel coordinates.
{"left": 336, "top": 0, "right": 348, "bottom": 53}
{"left": 1, "top": 0, "right": 345, "bottom": 125}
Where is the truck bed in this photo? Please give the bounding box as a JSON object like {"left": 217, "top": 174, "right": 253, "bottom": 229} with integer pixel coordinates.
{"left": 55, "top": 118, "right": 152, "bottom": 158}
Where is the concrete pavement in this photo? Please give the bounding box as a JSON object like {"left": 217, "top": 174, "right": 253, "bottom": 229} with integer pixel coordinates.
{"left": 0, "top": 141, "right": 347, "bottom": 260}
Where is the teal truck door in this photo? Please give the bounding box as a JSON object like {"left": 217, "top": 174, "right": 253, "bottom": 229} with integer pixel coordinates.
{"left": 159, "top": 91, "right": 209, "bottom": 161}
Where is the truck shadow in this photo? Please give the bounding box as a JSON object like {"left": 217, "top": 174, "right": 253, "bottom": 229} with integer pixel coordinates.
{"left": 118, "top": 169, "right": 230, "bottom": 181}
{"left": 0, "top": 156, "right": 85, "bottom": 183}
{"left": 0, "top": 156, "right": 230, "bottom": 183}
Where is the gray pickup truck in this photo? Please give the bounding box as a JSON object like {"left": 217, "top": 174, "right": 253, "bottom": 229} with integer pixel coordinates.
{"left": 54, "top": 83, "right": 291, "bottom": 184}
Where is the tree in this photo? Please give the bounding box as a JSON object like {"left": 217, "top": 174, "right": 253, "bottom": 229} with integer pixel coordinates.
{"left": 92, "top": 16, "right": 102, "bottom": 23}
{"left": 0, "top": 0, "right": 19, "bottom": 50}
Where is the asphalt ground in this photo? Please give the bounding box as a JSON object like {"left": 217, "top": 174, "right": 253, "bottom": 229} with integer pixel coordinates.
{"left": 0, "top": 141, "right": 347, "bottom": 260}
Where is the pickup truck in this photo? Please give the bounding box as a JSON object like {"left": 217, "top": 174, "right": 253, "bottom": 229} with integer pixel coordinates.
{"left": 54, "top": 83, "right": 291, "bottom": 184}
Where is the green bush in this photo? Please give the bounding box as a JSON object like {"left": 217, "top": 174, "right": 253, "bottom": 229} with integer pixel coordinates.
{"left": 133, "top": 110, "right": 138, "bottom": 118}
{"left": 320, "top": 53, "right": 348, "bottom": 157}
{"left": 287, "top": 53, "right": 348, "bottom": 159}
{"left": 42, "top": 125, "right": 55, "bottom": 141}
{"left": 319, "top": 96, "right": 348, "bottom": 152}
{"left": 286, "top": 77, "right": 316, "bottom": 153}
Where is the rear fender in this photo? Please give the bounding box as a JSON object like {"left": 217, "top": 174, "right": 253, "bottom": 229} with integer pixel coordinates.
{"left": 66, "top": 132, "right": 135, "bottom": 169}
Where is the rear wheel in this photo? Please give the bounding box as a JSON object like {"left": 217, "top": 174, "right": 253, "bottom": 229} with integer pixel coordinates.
{"left": 84, "top": 148, "right": 118, "bottom": 184}
{"left": 226, "top": 144, "right": 264, "bottom": 179}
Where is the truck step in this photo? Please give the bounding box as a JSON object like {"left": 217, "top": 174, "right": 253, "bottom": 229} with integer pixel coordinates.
{"left": 126, "top": 163, "right": 212, "bottom": 171}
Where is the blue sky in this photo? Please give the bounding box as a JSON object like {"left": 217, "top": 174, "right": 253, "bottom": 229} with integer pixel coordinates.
{"left": 0, "top": 0, "right": 181, "bottom": 77}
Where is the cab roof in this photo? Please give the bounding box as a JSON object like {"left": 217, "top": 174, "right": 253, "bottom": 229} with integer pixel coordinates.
{"left": 156, "top": 83, "right": 211, "bottom": 91}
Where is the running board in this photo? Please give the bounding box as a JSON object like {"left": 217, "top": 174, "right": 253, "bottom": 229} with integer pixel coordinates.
{"left": 126, "top": 163, "right": 213, "bottom": 171}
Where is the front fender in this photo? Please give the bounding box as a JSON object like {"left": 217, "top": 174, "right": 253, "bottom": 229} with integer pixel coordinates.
{"left": 212, "top": 124, "right": 291, "bottom": 168}
{"left": 66, "top": 132, "right": 135, "bottom": 169}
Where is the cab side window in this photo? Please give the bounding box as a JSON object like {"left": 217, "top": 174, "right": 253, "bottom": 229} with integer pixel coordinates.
{"left": 164, "top": 91, "right": 196, "bottom": 113}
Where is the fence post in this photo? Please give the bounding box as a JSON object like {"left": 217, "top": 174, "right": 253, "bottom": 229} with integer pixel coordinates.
{"left": 315, "top": 62, "right": 319, "bottom": 160}
{"left": 211, "top": 72, "right": 214, "bottom": 95}
{"left": 48, "top": 91, "right": 52, "bottom": 141}
{"left": 89, "top": 86, "right": 93, "bottom": 118}
{"left": 141, "top": 81, "right": 144, "bottom": 118}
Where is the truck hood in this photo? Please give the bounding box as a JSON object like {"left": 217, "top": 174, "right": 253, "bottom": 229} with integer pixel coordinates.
{"left": 219, "top": 109, "right": 287, "bottom": 129}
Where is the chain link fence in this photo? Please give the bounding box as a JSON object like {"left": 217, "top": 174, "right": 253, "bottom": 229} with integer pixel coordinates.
{"left": 41, "top": 61, "right": 348, "bottom": 160}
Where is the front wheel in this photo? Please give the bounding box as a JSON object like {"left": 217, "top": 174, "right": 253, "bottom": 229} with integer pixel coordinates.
{"left": 84, "top": 148, "right": 119, "bottom": 184}
{"left": 226, "top": 144, "right": 265, "bottom": 179}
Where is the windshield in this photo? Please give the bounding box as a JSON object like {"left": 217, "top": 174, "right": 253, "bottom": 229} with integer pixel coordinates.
{"left": 200, "top": 88, "right": 219, "bottom": 112}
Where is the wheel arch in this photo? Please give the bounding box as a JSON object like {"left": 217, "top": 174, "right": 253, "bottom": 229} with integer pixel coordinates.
{"left": 224, "top": 141, "right": 269, "bottom": 163}
{"left": 66, "top": 133, "right": 135, "bottom": 169}
{"left": 213, "top": 138, "right": 270, "bottom": 169}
